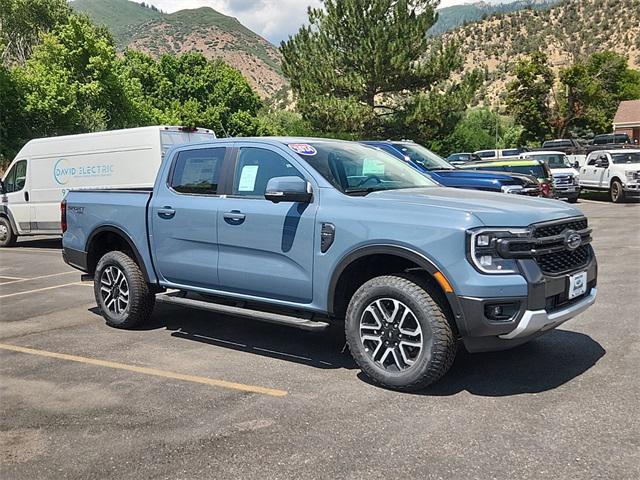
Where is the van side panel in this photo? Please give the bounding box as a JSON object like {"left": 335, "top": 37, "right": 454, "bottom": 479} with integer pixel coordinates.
{"left": 64, "top": 191, "right": 157, "bottom": 283}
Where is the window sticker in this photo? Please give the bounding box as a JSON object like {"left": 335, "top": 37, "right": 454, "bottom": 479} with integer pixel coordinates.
{"left": 238, "top": 165, "right": 259, "bottom": 192}
{"left": 288, "top": 144, "right": 317, "bottom": 156}
{"left": 362, "top": 158, "right": 386, "bottom": 175}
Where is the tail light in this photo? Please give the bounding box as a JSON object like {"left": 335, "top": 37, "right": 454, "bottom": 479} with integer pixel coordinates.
{"left": 541, "top": 182, "right": 552, "bottom": 198}
{"left": 61, "top": 199, "right": 67, "bottom": 233}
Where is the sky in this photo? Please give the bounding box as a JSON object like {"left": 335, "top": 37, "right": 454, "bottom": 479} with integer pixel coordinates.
{"left": 132, "top": 0, "right": 473, "bottom": 44}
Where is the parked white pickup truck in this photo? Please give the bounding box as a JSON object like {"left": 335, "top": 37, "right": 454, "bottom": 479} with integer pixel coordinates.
{"left": 521, "top": 151, "right": 581, "bottom": 203}
{"left": 579, "top": 150, "right": 640, "bottom": 203}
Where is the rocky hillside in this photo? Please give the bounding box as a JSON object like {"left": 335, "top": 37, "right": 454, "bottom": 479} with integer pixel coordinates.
{"left": 444, "top": 0, "right": 640, "bottom": 103}
{"left": 430, "top": 0, "right": 559, "bottom": 35}
{"left": 71, "top": 0, "right": 287, "bottom": 99}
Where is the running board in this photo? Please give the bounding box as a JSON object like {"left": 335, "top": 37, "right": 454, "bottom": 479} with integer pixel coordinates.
{"left": 155, "top": 293, "right": 330, "bottom": 331}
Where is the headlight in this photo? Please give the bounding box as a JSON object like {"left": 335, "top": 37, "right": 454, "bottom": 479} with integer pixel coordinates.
{"left": 626, "top": 171, "right": 639, "bottom": 181}
{"left": 467, "top": 228, "right": 529, "bottom": 274}
{"left": 573, "top": 175, "right": 579, "bottom": 185}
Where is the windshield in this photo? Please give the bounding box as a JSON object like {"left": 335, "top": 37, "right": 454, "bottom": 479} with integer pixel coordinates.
{"left": 611, "top": 152, "right": 640, "bottom": 164}
{"left": 290, "top": 142, "right": 436, "bottom": 194}
{"left": 395, "top": 144, "right": 453, "bottom": 170}
{"left": 524, "top": 153, "right": 571, "bottom": 168}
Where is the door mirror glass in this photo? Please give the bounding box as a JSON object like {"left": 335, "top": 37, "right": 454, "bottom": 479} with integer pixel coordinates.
{"left": 265, "top": 176, "right": 312, "bottom": 203}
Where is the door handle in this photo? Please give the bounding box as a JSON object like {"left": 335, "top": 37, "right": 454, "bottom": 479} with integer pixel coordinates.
{"left": 157, "top": 207, "right": 176, "bottom": 219}
{"left": 24, "top": 191, "right": 29, "bottom": 202}
{"left": 223, "top": 210, "right": 246, "bottom": 225}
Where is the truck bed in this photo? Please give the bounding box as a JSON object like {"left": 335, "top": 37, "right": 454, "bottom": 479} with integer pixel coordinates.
{"left": 63, "top": 189, "right": 156, "bottom": 281}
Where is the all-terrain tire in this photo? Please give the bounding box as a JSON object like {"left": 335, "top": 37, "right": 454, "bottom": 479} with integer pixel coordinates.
{"left": 345, "top": 274, "right": 457, "bottom": 392}
{"left": 0, "top": 217, "right": 17, "bottom": 247}
{"left": 94, "top": 251, "right": 155, "bottom": 329}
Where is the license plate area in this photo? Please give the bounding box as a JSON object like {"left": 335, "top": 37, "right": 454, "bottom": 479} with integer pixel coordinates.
{"left": 568, "top": 271, "right": 587, "bottom": 299}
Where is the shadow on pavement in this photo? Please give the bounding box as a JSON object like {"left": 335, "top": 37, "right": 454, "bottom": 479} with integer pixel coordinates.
{"left": 90, "top": 304, "right": 604, "bottom": 394}
{"left": 127, "top": 303, "right": 356, "bottom": 370}
{"left": 415, "top": 329, "right": 605, "bottom": 397}
{"left": 14, "top": 237, "right": 62, "bottom": 249}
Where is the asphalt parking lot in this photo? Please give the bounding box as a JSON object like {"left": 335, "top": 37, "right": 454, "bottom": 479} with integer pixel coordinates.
{"left": 1, "top": 200, "right": 639, "bottom": 480}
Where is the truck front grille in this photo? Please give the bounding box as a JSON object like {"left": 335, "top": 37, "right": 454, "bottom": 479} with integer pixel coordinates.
{"left": 536, "top": 244, "right": 592, "bottom": 274}
{"left": 532, "top": 218, "right": 588, "bottom": 238}
{"left": 553, "top": 174, "right": 574, "bottom": 187}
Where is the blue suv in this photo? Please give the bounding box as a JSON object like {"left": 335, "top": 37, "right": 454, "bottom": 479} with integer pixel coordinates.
{"left": 361, "top": 140, "right": 540, "bottom": 195}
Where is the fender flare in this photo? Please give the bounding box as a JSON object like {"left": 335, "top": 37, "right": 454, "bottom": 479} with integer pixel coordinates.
{"left": 327, "top": 244, "right": 464, "bottom": 329}
{"left": 86, "top": 225, "right": 154, "bottom": 283}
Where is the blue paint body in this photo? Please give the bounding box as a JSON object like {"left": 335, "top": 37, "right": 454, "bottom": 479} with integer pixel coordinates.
{"left": 63, "top": 137, "right": 589, "bottom": 349}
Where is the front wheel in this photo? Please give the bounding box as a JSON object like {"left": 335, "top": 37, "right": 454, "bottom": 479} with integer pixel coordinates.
{"left": 345, "top": 274, "right": 457, "bottom": 391}
{"left": 94, "top": 251, "right": 155, "bottom": 329}
{"left": 610, "top": 180, "right": 625, "bottom": 203}
{"left": 0, "top": 217, "right": 17, "bottom": 247}
{"left": 567, "top": 196, "right": 579, "bottom": 204}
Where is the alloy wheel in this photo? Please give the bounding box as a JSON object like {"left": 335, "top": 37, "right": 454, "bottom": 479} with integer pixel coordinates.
{"left": 100, "top": 265, "right": 130, "bottom": 315}
{"left": 359, "top": 298, "right": 423, "bottom": 372}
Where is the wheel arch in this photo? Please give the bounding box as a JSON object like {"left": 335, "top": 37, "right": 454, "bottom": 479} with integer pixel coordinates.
{"left": 86, "top": 225, "right": 152, "bottom": 283}
{"left": 0, "top": 206, "right": 19, "bottom": 235}
{"left": 327, "top": 244, "right": 464, "bottom": 333}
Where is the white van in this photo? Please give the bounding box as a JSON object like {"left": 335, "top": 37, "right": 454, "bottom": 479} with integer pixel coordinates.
{"left": 0, "top": 126, "right": 215, "bottom": 246}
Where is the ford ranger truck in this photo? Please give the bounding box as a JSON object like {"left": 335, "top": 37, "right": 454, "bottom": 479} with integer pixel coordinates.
{"left": 61, "top": 138, "right": 598, "bottom": 391}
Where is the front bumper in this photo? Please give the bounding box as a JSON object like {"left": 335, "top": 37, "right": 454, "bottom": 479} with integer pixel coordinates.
{"left": 458, "top": 253, "right": 597, "bottom": 353}
{"left": 623, "top": 182, "right": 640, "bottom": 196}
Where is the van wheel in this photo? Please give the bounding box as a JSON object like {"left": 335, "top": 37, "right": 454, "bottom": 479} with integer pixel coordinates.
{"left": 610, "top": 180, "right": 625, "bottom": 203}
{"left": 345, "top": 274, "right": 457, "bottom": 392}
{"left": 94, "top": 251, "right": 155, "bottom": 329}
{"left": 0, "top": 217, "right": 17, "bottom": 247}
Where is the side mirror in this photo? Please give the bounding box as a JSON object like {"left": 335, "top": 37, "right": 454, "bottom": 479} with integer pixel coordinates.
{"left": 572, "top": 161, "right": 580, "bottom": 169}
{"left": 264, "top": 176, "right": 312, "bottom": 204}
{"left": 595, "top": 158, "right": 609, "bottom": 168}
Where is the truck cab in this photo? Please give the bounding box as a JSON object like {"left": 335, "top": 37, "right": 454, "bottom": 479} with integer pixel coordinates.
{"left": 580, "top": 149, "right": 640, "bottom": 202}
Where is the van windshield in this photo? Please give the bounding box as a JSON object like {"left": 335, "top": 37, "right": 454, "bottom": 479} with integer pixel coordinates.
{"left": 289, "top": 142, "right": 436, "bottom": 195}
{"left": 525, "top": 153, "right": 571, "bottom": 168}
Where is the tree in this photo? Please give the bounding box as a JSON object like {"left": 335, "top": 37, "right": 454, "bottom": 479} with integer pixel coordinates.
{"left": 0, "top": 0, "right": 71, "bottom": 65}
{"left": 506, "top": 52, "right": 554, "bottom": 144}
{"left": 122, "top": 50, "right": 266, "bottom": 136}
{"left": 15, "top": 15, "right": 148, "bottom": 138}
{"left": 281, "top": 0, "right": 470, "bottom": 140}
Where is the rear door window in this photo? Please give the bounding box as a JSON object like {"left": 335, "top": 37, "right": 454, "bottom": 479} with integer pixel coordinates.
{"left": 170, "top": 148, "right": 225, "bottom": 195}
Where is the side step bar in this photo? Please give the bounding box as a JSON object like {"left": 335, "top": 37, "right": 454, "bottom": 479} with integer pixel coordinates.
{"left": 155, "top": 293, "right": 330, "bottom": 331}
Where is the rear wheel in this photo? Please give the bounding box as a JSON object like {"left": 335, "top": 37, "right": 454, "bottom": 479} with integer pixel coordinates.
{"left": 610, "top": 180, "right": 625, "bottom": 203}
{"left": 0, "top": 217, "right": 17, "bottom": 247}
{"left": 94, "top": 251, "right": 155, "bottom": 328}
{"left": 567, "top": 196, "right": 579, "bottom": 204}
{"left": 345, "top": 274, "right": 457, "bottom": 391}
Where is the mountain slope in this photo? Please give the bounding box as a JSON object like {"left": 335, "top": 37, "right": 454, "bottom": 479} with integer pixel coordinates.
{"left": 71, "top": 0, "right": 287, "bottom": 98}
{"left": 444, "top": 0, "right": 640, "bottom": 103}
{"left": 431, "top": 0, "right": 560, "bottom": 35}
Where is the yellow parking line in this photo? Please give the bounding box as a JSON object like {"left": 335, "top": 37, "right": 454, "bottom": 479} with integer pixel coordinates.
{"left": 0, "top": 281, "right": 90, "bottom": 299}
{"left": 0, "top": 343, "right": 288, "bottom": 397}
{"left": 0, "top": 271, "right": 77, "bottom": 286}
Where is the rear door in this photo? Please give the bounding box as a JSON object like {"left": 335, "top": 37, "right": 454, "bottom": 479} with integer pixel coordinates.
{"left": 216, "top": 143, "right": 318, "bottom": 303}
{"left": 149, "top": 144, "right": 231, "bottom": 289}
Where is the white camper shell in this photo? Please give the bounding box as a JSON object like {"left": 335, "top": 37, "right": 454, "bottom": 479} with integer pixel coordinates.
{"left": 0, "top": 126, "right": 215, "bottom": 245}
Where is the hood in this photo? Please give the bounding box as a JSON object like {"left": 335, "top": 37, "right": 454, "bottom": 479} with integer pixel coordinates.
{"left": 551, "top": 168, "right": 580, "bottom": 176}
{"left": 432, "top": 169, "right": 513, "bottom": 181}
{"left": 367, "top": 187, "right": 582, "bottom": 227}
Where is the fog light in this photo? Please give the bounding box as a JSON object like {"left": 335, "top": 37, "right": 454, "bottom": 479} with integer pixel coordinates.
{"left": 480, "top": 255, "right": 492, "bottom": 266}
{"left": 485, "top": 302, "right": 520, "bottom": 322}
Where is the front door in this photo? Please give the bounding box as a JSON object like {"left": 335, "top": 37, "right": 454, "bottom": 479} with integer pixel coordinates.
{"left": 2, "top": 160, "right": 30, "bottom": 233}
{"left": 217, "top": 144, "right": 317, "bottom": 303}
{"left": 150, "top": 146, "right": 228, "bottom": 289}
{"left": 581, "top": 154, "right": 599, "bottom": 187}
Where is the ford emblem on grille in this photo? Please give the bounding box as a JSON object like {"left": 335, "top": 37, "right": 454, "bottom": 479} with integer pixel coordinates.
{"left": 565, "top": 230, "right": 582, "bottom": 250}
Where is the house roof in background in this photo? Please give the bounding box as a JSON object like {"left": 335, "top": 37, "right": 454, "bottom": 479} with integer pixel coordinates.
{"left": 614, "top": 100, "right": 640, "bottom": 126}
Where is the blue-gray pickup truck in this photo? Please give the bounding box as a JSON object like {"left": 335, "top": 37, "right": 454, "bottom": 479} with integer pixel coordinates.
{"left": 62, "top": 137, "right": 598, "bottom": 391}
